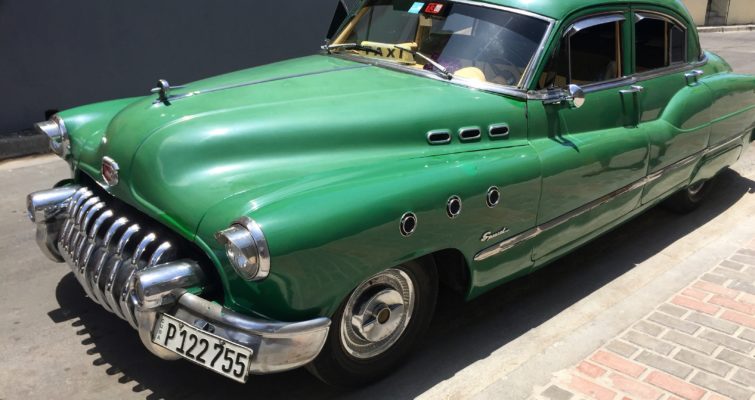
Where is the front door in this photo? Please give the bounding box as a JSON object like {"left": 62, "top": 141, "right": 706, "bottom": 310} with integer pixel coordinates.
{"left": 528, "top": 10, "right": 650, "bottom": 261}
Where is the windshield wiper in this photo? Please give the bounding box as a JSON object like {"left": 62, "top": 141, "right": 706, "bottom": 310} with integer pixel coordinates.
{"left": 321, "top": 42, "right": 381, "bottom": 55}
{"left": 395, "top": 46, "right": 452, "bottom": 80}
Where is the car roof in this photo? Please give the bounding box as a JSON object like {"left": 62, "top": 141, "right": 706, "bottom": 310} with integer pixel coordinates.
{"left": 479, "top": 0, "right": 693, "bottom": 22}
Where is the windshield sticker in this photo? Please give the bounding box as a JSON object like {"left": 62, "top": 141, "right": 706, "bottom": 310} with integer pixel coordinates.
{"left": 408, "top": 2, "right": 425, "bottom": 14}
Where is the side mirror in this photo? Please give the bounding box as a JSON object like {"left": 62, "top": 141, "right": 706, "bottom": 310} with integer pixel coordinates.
{"left": 543, "top": 84, "right": 586, "bottom": 109}
{"left": 567, "top": 84, "right": 585, "bottom": 109}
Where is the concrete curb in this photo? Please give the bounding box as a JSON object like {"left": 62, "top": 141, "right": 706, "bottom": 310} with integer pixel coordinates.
{"left": 699, "top": 25, "right": 755, "bottom": 33}
{"left": 0, "top": 129, "right": 50, "bottom": 161}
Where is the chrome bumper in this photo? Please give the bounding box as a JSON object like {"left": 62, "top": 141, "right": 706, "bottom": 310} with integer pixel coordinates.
{"left": 27, "top": 186, "right": 330, "bottom": 375}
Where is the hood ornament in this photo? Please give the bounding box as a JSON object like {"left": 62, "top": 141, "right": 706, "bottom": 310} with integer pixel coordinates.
{"left": 151, "top": 79, "right": 184, "bottom": 105}
{"left": 101, "top": 156, "right": 120, "bottom": 187}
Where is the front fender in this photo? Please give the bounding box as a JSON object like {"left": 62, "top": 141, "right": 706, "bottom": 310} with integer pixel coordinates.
{"left": 57, "top": 97, "right": 144, "bottom": 164}
{"left": 197, "top": 148, "right": 542, "bottom": 321}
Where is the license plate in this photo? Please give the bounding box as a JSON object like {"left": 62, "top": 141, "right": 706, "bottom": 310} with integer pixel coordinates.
{"left": 152, "top": 314, "right": 253, "bottom": 383}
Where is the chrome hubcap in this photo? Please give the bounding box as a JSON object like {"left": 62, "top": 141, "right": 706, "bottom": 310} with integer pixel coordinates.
{"left": 341, "top": 268, "right": 415, "bottom": 359}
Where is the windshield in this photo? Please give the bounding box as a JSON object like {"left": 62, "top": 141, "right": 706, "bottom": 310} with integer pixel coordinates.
{"left": 329, "top": 0, "right": 550, "bottom": 87}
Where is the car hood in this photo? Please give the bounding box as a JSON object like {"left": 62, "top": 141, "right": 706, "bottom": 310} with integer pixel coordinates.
{"left": 76, "top": 55, "right": 523, "bottom": 239}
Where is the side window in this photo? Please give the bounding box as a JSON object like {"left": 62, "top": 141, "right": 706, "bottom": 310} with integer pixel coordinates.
{"left": 635, "top": 14, "right": 687, "bottom": 72}
{"left": 539, "top": 17, "right": 624, "bottom": 89}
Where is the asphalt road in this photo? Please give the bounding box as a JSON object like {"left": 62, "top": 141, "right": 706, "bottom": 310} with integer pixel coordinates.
{"left": 700, "top": 31, "right": 755, "bottom": 75}
{"left": 0, "top": 31, "right": 753, "bottom": 400}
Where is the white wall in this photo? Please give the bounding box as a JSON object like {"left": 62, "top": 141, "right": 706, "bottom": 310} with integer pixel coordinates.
{"left": 683, "top": 0, "right": 755, "bottom": 25}
{"left": 684, "top": 0, "right": 708, "bottom": 25}
{"left": 727, "top": 0, "right": 755, "bottom": 25}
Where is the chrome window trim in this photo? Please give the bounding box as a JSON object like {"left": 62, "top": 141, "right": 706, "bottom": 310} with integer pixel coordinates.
{"left": 581, "top": 77, "right": 636, "bottom": 93}
{"left": 633, "top": 9, "right": 689, "bottom": 70}
{"left": 633, "top": 55, "right": 708, "bottom": 83}
{"left": 565, "top": 13, "right": 626, "bottom": 37}
{"left": 450, "top": 0, "right": 554, "bottom": 23}
{"left": 634, "top": 10, "right": 688, "bottom": 31}
{"left": 327, "top": 0, "right": 555, "bottom": 96}
{"left": 526, "top": 55, "right": 708, "bottom": 100}
{"left": 521, "top": 21, "right": 556, "bottom": 89}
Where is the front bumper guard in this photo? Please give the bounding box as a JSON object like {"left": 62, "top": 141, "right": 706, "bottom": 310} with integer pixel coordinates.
{"left": 28, "top": 187, "right": 330, "bottom": 376}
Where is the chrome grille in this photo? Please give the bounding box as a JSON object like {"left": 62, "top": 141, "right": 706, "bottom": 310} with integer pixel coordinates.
{"left": 59, "top": 187, "right": 177, "bottom": 328}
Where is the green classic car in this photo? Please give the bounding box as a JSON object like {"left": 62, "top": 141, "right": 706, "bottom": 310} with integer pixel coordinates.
{"left": 27, "top": 0, "right": 754, "bottom": 387}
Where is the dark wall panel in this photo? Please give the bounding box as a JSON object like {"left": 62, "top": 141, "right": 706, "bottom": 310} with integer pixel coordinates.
{"left": 0, "top": 0, "right": 338, "bottom": 134}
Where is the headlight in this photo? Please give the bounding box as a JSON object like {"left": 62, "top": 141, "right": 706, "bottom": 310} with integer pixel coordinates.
{"left": 34, "top": 115, "right": 70, "bottom": 159}
{"left": 215, "top": 217, "right": 270, "bottom": 281}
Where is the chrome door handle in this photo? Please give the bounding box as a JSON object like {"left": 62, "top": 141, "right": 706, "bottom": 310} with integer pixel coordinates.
{"left": 685, "top": 69, "right": 704, "bottom": 85}
{"left": 620, "top": 85, "right": 645, "bottom": 95}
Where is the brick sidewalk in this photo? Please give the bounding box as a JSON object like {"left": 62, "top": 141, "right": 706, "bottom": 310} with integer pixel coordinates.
{"left": 531, "top": 238, "right": 755, "bottom": 400}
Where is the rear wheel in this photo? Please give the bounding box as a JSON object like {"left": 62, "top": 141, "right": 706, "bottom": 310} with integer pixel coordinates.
{"left": 307, "top": 260, "right": 438, "bottom": 387}
{"left": 663, "top": 178, "right": 715, "bottom": 214}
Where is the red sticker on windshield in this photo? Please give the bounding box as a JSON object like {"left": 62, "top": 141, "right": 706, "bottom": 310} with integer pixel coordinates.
{"left": 424, "top": 3, "right": 444, "bottom": 14}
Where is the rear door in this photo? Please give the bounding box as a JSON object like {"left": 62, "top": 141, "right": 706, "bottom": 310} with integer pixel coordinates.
{"left": 630, "top": 8, "right": 712, "bottom": 203}
{"left": 527, "top": 8, "right": 650, "bottom": 261}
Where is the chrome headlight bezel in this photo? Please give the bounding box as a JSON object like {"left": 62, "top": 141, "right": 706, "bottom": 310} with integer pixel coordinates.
{"left": 215, "top": 217, "right": 271, "bottom": 281}
{"left": 34, "top": 115, "right": 71, "bottom": 159}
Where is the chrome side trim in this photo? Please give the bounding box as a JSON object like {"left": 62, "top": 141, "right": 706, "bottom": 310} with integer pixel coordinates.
{"left": 474, "top": 147, "right": 716, "bottom": 262}
{"left": 163, "top": 65, "right": 369, "bottom": 103}
{"left": 705, "top": 134, "right": 746, "bottom": 156}
{"left": 647, "top": 153, "right": 699, "bottom": 183}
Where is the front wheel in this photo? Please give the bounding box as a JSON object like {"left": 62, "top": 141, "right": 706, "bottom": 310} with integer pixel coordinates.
{"left": 307, "top": 260, "right": 438, "bottom": 387}
{"left": 662, "top": 178, "right": 715, "bottom": 214}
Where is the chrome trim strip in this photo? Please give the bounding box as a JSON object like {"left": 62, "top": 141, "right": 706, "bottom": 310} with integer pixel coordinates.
{"left": 474, "top": 146, "right": 715, "bottom": 262}
{"left": 566, "top": 14, "right": 626, "bottom": 37}
{"left": 521, "top": 20, "right": 556, "bottom": 88}
{"left": 633, "top": 56, "right": 708, "bottom": 83}
{"left": 634, "top": 10, "right": 688, "bottom": 33}
{"left": 162, "top": 65, "right": 369, "bottom": 103}
{"left": 527, "top": 56, "right": 708, "bottom": 100}
{"left": 451, "top": 0, "right": 554, "bottom": 22}
{"left": 705, "top": 134, "right": 746, "bottom": 156}
{"left": 647, "top": 153, "right": 700, "bottom": 182}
